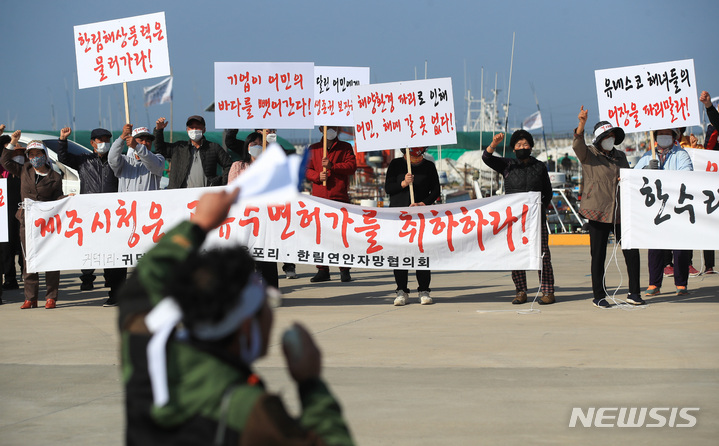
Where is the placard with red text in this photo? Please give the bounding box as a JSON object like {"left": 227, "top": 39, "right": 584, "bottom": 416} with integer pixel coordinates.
{"left": 74, "top": 12, "right": 171, "bottom": 89}
{"left": 214, "top": 62, "right": 315, "bottom": 129}
{"left": 685, "top": 148, "right": 719, "bottom": 174}
{"left": 0, "top": 179, "right": 8, "bottom": 243}
{"left": 595, "top": 59, "right": 700, "bottom": 134}
{"left": 351, "top": 78, "right": 457, "bottom": 152}
{"left": 314, "top": 66, "right": 370, "bottom": 126}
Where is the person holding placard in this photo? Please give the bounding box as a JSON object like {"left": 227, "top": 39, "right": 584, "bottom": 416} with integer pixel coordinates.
{"left": 154, "top": 115, "right": 233, "bottom": 189}
{"left": 634, "top": 127, "right": 693, "bottom": 296}
{"left": 305, "top": 126, "right": 357, "bottom": 283}
{"left": 2, "top": 132, "right": 64, "bottom": 309}
{"left": 108, "top": 124, "right": 166, "bottom": 192}
{"left": 573, "top": 107, "right": 642, "bottom": 308}
{"left": 0, "top": 127, "right": 23, "bottom": 292}
{"left": 483, "top": 131, "right": 556, "bottom": 305}
{"left": 385, "top": 147, "right": 440, "bottom": 305}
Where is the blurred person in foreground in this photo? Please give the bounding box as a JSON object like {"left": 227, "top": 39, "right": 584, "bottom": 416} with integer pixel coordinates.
{"left": 119, "top": 188, "right": 354, "bottom": 445}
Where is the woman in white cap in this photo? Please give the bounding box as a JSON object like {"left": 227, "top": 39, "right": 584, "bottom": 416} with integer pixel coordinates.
{"left": 1, "top": 131, "right": 64, "bottom": 309}
{"left": 573, "top": 106, "right": 641, "bottom": 308}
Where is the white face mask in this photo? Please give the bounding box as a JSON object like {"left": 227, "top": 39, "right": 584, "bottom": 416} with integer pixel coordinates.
{"left": 13, "top": 155, "right": 25, "bottom": 164}
{"left": 656, "top": 135, "right": 674, "bottom": 149}
{"left": 95, "top": 142, "right": 110, "bottom": 154}
{"left": 188, "top": 129, "right": 203, "bottom": 142}
{"left": 248, "top": 145, "right": 262, "bottom": 158}
{"left": 325, "top": 128, "right": 338, "bottom": 140}
{"left": 600, "top": 137, "right": 615, "bottom": 152}
{"left": 265, "top": 133, "right": 277, "bottom": 143}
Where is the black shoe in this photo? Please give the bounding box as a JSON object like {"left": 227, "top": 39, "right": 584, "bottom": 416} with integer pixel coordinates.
{"left": 102, "top": 296, "right": 118, "bottom": 307}
{"left": 340, "top": 271, "right": 352, "bottom": 282}
{"left": 80, "top": 281, "right": 94, "bottom": 291}
{"left": 592, "top": 298, "right": 611, "bottom": 308}
{"left": 310, "top": 270, "right": 331, "bottom": 283}
{"left": 2, "top": 281, "right": 19, "bottom": 290}
{"left": 626, "top": 293, "right": 645, "bottom": 305}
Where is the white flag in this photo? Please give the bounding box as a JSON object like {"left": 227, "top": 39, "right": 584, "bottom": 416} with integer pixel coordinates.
{"left": 522, "top": 111, "right": 543, "bottom": 130}
{"left": 143, "top": 77, "right": 173, "bottom": 107}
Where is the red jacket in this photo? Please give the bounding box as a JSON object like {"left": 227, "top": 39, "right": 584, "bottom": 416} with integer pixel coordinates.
{"left": 305, "top": 139, "right": 357, "bottom": 203}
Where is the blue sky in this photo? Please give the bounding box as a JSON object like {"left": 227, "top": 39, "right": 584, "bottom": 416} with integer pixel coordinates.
{"left": 3, "top": 0, "right": 717, "bottom": 138}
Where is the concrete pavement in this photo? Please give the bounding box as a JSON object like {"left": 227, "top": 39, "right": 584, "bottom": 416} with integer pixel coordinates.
{"left": 1, "top": 246, "right": 717, "bottom": 445}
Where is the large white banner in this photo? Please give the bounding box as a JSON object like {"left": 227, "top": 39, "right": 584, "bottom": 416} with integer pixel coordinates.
{"left": 314, "top": 66, "right": 370, "bottom": 126}
{"left": 214, "top": 62, "right": 315, "bottom": 129}
{"left": 595, "top": 59, "right": 700, "bottom": 133}
{"left": 684, "top": 147, "right": 719, "bottom": 173}
{"left": 0, "top": 179, "right": 8, "bottom": 243}
{"left": 74, "top": 12, "right": 171, "bottom": 89}
{"left": 620, "top": 169, "right": 719, "bottom": 249}
{"left": 24, "top": 190, "right": 541, "bottom": 273}
{"left": 351, "top": 77, "right": 457, "bottom": 152}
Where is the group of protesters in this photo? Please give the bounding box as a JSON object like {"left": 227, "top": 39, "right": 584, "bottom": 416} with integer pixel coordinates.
{"left": 1, "top": 91, "right": 718, "bottom": 312}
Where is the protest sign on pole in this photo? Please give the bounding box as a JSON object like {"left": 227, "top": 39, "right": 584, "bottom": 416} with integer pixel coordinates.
{"left": 594, "top": 59, "right": 700, "bottom": 134}
{"left": 214, "top": 62, "right": 315, "bottom": 129}
{"left": 684, "top": 147, "right": 719, "bottom": 173}
{"left": 0, "top": 179, "right": 8, "bottom": 243}
{"left": 24, "top": 189, "right": 541, "bottom": 273}
{"left": 620, "top": 169, "right": 719, "bottom": 250}
{"left": 351, "top": 77, "right": 457, "bottom": 152}
{"left": 314, "top": 66, "right": 370, "bottom": 126}
{"left": 73, "top": 12, "right": 171, "bottom": 89}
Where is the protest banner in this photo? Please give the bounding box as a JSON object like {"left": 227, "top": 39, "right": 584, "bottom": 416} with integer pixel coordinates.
{"left": 74, "top": 12, "right": 171, "bottom": 89}
{"left": 620, "top": 169, "right": 719, "bottom": 250}
{"left": 0, "top": 179, "right": 8, "bottom": 243}
{"left": 595, "top": 59, "right": 700, "bottom": 134}
{"left": 214, "top": 62, "right": 315, "bottom": 129}
{"left": 24, "top": 189, "right": 541, "bottom": 273}
{"left": 314, "top": 66, "right": 370, "bottom": 126}
{"left": 351, "top": 77, "right": 457, "bottom": 152}
{"left": 684, "top": 147, "right": 719, "bottom": 173}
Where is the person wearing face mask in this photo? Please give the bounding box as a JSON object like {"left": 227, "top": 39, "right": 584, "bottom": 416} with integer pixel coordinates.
{"left": 2, "top": 131, "right": 65, "bottom": 309}
{"left": 119, "top": 189, "right": 354, "bottom": 445}
{"left": 154, "top": 115, "right": 233, "bottom": 189}
{"left": 58, "top": 126, "right": 127, "bottom": 305}
{"left": 634, "top": 127, "right": 693, "bottom": 296}
{"left": 573, "top": 106, "right": 642, "bottom": 308}
{"left": 483, "top": 130, "right": 556, "bottom": 305}
{"left": 305, "top": 126, "right": 357, "bottom": 283}
{"left": 108, "top": 124, "right": 166, "bottom": 193}
{"left": 385, "top": 146, "right": 440, "bottom": 305}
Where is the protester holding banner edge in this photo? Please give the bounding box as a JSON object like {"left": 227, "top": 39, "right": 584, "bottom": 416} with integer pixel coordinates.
{"left": 385, "top": 146, "right": 440, "bottom": 306}
{"left": 483, "top": 131, "right": 556, "bottom": 305}
{"left": 573, "top": 106, "right": 642, "bottom": 308}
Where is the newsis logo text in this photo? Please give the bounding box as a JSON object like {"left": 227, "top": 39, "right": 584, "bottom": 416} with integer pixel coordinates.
{"left": 569, "top": 407, "right": 699, "bottom": 428}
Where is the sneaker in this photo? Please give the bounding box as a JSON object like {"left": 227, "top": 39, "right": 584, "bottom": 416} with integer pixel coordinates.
{"left": 644, "top": 287, "right": 661, "bottom": 296}
{"left": 688, "top": 265, "right": 701, "bottom": 277}
{"left": 283, "top": 265, "right": 298, "bottom": 279}
{"left": 539, "top": 293, "right": 555, "bottom": 305}
{"left": 340, "top": 270, "right": 352, "bottom": 282}
{"left": 102, "top": 296, "right": 118, "bottom": 307}
{"left": 626, "top": 293, "right": 645, "bottom": 305}
{"left": 310, "top": 269, "right": 331, "bottom": 283}
{"left": 663, "top": 266, "right": 674, "bottom": 277}
{"left": 676, "top": 287, "right": 689, "bottom": 296}
{"left": 393, "top": 290, "right": 408, "bottom": 306}
{"left": 592, "top": 298, "right": 611, "bottom": 308}
{"left": 418, "top": 290, "right": 433, "bottom": 305}
{"left": 512, "top": 291, "right": 527, "bottom": 305}
{"left": 80, "top": 281, "right": 94, "bottom": 291}
{"left": 705, "top": 267, "right": 717, "bottom": 275}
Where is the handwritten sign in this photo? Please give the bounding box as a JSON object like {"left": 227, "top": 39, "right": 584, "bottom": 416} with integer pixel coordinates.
{"left": 74, "top": 12, "right": 171, "bottom": 89}
{"left": 24, "top": 189, "right": 541, "bottom": 273}
{"left": 685, "top": 147, "right": 719, "bottom": 173}
{"left": 595, "top": 59, "right": 700, "bottom": 133}
{"left": 314, "top": 66, "right": 370, "bottom": 126}
{"left": 351, "top": 77, "right": 457, "bottom": 152}
{"left": 620, "top": 169, "right": 719, "bottom": 249}
{"left": 214, "top": 62, "right": 314, "bottom": 129}
{"left": 0, "top": 179, "right": 7, "bottom": 243}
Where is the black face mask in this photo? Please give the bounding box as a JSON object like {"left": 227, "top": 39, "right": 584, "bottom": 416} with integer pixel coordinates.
{"left": 515, "top": 149, "right": 532, "bottom": 160}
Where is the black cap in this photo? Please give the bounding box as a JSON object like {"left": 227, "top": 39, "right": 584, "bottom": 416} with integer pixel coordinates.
{"left": 186, "top": 115, "right": 206, "bottom": 127}
{"left": 90, "top": 128, "right": 112, "bottom": 140}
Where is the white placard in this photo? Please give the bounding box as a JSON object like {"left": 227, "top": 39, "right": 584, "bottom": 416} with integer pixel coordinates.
{"left": 620, "top": 169, "right": 719, "bottom": 249}
{"left": 595, "top": 59, "right": 700, "bottom": 134}
{"left": 24, "top": 189, "right": 541, "bottom": 273}
{"left": 685, "top": 147, "right": 719, "bottom": 173}
{"left": 214, "top": 62, "right": 315, "bottom": 129}
{"left": 74, "top": 12, "right": 171, "bottom": 89}
{"left": 0, "top": 179, "right": 7, "bottom": 243}
{"left": 351, "top": 78, "right": 457, "bottom": 152}
{"left": 313, "top": 66, "right": 370, "bottom": 126}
